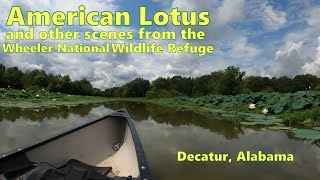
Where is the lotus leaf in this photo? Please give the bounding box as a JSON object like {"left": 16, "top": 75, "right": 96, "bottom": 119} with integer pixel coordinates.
{"left": 240, "top": 122, "right": 257, "bottom": 126}
{"left": 245, "top": 117, "right": 282, "bottom": 125}
{"left": 274, "top": 106, "right": 284, "bottom": 114}
{"left": 277, "top": 98, "right": 288, "bottom": 107}
{"left": 268, "top": 126, "right": 295, "bottom": 131}
{"left": 291, "top": 98, "right": 310, "bottom": 110}
{"left": 314, "top": 97, "right": 320, "bottom": 106}
{"left": 292, "top": 129, "right": 320, "bottom": 140}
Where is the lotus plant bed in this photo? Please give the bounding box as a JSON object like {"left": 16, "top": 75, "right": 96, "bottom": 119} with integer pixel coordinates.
{"left": 0, "top": 88, "right": 108, "bottom": 108}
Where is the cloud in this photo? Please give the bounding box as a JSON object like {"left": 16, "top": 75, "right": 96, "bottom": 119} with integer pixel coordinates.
{"left": 227, "top": 36, "right": 261, "bottom": 59}
{"left": 171, "top": 0, "right": 217, "bottom": 11}
{"left": 163, "top": 55, "right": 200, "bottom": 76}
{"left": 91, "top": 62, "right": 140, "bottom": 89}
{"left": 272, "top": 41, "right": 306, "bottom": 76}
{"left": 261, "top": 2, "right": 287, "bottom": 31}
{"left": 306, "top": 7, "right": 320, "bottom": 26}
{"left": 302, "top": 36, "right": 320, "bottom": 76}
{"left": 215, "top": 0, "right": 245, "bottom": 26}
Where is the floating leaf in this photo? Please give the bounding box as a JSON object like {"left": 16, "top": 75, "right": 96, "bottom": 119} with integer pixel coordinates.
{"left": 277, "top": 98, "right": 288, "bottom": 107}
{"left": 268, "top": 126, "right": 295, "bottom": 131}
{"left": 240, "top": 122, "right": 257, "bottom": 126}
{"left": 292, "top": 129, "right": 320, "bottom": 140}
{"left": 274, "top": 106, "right": 284, "bottom": 114}
{"left": 291, "top": 99, "right": 310, "bottom": 110}
{"left": 314, "top": 97, "right": 320, "bottom": 106}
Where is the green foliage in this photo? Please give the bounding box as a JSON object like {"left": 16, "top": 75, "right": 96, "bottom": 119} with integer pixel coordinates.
{"left": 2, "top": 63, "right": 320, "bottom": 99}
{"left": 0, "top": 88, "right": 107, "bottom": 108}
{"left": 293, "top": 74, "right": 318, "bottom": 91}
{"left": 244, "top": 76, "right": 272, "bottom": 92}
{"left": 4, "top": 67, "right": 24, "bottom": 89}
{"left": 146, "top": 89, "right": 182, "bottom": 98}
{"left": 292, "top": 129, "right": 320, "bottom": 140}
{"left": 122, "top": 78, "right": 150, "bottom": 97}
{"left": 243, "top": 88, "right": 253, "bottom": 94}
{"left": 272, "top": 76, "right": 296, "bottom": 93}
{"left": 261, "top": 87, "right": 275, "bottom": 93}
{"left": 104, "top": 78, "right": 150, "bottom": 98}
{"left": 215, "top": 66, "right": 246, "bottom": 95}
{"left": 280, "top": 107, "right": 320, "bottom": 127}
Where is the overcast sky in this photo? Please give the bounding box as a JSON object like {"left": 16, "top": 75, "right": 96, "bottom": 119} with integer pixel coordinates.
{"left": 1, "top": 0, "right": 320, "bottom": 90}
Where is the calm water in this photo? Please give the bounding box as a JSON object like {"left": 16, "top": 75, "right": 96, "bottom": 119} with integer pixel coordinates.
{"left": 1, "top": 102, "right": 320, "bottom": 180}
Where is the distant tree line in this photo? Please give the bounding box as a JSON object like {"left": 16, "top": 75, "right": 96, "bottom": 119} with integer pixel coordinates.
{"left": 0, "top": 64, "right": 103, "bottom": 96}
{"left": 106, "top": 66, "right": 320, "bottom": 98}
{"left": 1, "top": 64, "right": 320, "bottom": 98}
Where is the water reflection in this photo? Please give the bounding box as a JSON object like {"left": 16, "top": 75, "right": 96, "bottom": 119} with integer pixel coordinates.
{"left": 0, "top": 104, "right": 104, "bottom": 122}
{"left": 104, "top": 102, "right": 244, "bottom": 140}
{"left": 103, "top": 102, "right": 320, "bottom": 179}
{"left": 135, "top": 119, "right": 320, "bottom": 180}
{"left": 0, "top": 104, "right": 114, "bottom": 154}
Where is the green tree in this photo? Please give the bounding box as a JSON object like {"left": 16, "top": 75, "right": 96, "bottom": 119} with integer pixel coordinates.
{"left": 208, "top": 71, "right": 224, "bottom": 94}
{"left": 272, "top": 76, "right": 295, "bottom": 93}
{"left": 5, "top": 67, "right": 24, "bottom": 89}
{"left": 122, "top": 78, "right": 150, "bottom": 97}
{"left": 23, "top": 70, "right": 48, "bottom": 89}
{"left": 214, "top": 66, "right": 246, "bottom": 95}
{"left": 293, "top": 74, "right": 318, "bottom": 91}
{"left": 193, "top": 75, "right": 211, "bottom": 96}
{"left": 71, "top": 79, "right": 93, "bottom": 95}
{"left": 0, "top": 64, "right": 6, "bottom": 88}
{"left": 244, "top": 76, "right": 272, "bottom": 92}
{"left": 152, "top": 77, "right": 170, "bottom": 90}
{"left": 170, "top": 76, "right": 193, "bottom": 96}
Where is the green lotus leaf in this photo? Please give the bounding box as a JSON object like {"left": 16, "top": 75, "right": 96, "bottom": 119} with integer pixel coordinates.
{"left": 277, "top": 99, "right": 288, "bottom": 107}
{"left": 292, "top": 129, "right": 320, "bottom": 140}
{"left": 314, "top": 97, "right": 320, "bottom": 106}
{"left": 274, "top": 106, "right": 284, "bottom": 114}
{"left": 294, "top": 91, "right": 307, "bottom": 97}
{"left": 240, "top": 122, "right": 257, "bottom": 126}
{"left": 245, "top": 117, "right": 282, "bottom": 125}
{"left": 268, "top": 126, "right": 295, "bottom": 131}
{"left": 291, "top": 98, "right": 310, "bottom": 110}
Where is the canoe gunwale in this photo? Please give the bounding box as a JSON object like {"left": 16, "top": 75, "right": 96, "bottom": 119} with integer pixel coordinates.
{"left": 0, "top": 109, "right": 152, "bottom": 180}
{"left": 117, "top": 109, "right": 152, "bottom": 180}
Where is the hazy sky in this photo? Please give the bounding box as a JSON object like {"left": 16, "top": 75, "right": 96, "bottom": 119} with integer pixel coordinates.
{"left": 1, "top": 0, "right": 320, "bottom": 89}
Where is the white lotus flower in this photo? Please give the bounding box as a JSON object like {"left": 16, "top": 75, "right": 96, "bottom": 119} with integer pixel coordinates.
{"left": 262, "top": 108, "right": 269, "bottom": 115}
{"left": 35, "top": 94, "right": 40, "bottom": 97}
{"left": 53, "top": 99, "right": 57, "bottom": 101}
{"left": 249, "top": 103, "right": 256, "bottom": 110}
{"left": 42, "top": 88, "right": 45, "bottom": 91}
{"left": 22, "top": 89, "right": 26, "bottom": 93}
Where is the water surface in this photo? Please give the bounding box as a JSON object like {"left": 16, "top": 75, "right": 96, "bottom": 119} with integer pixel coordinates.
{"left": 0, "top": 102, "right": 319, "bottom": 180}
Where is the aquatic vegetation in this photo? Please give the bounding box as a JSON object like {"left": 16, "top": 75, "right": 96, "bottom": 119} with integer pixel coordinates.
{"left": 0, "top": 88, "right": 108, "bottom": 108}
{"left": 107, "top": 91, "right": 320, "bottom": 129}
{"left": 268, "top": 126, "right": 295, "bottom": 131}
{"left": 280, "top": 107, "right": 320, "bottom": 127}
{"left": 262, "top": 108, "right": 268, "bottom": 115}
{"left": 249, "top": 103, "right": 256, "bottom": 110}
{"left": 292, "top": 129, "right": 320, "bottom": 140}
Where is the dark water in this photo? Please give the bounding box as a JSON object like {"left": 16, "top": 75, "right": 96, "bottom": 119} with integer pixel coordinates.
{"left": 1, "top": 102, "right": 320, "bottom": 180}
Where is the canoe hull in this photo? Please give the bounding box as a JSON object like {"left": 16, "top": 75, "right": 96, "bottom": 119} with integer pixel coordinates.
{"left": 0, "top": 109, "right": 152, "bottom": 180}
